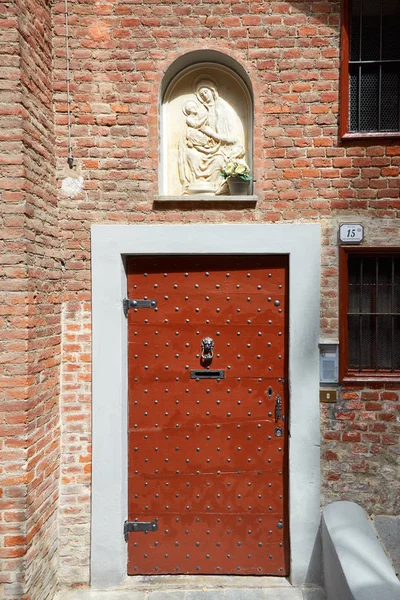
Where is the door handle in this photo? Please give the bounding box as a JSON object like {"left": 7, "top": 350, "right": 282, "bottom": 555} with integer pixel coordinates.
{"left": 275, "top": 394, "right": 282, "bottom": 422}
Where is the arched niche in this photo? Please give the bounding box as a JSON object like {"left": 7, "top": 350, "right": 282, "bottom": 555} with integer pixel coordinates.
{"left": 160, "top": 54, "right": 253, "bottom": 197}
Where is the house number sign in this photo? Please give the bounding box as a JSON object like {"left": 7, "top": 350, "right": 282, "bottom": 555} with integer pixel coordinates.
{"left": 339, "top": 223, "right": 364, "bottom": 244}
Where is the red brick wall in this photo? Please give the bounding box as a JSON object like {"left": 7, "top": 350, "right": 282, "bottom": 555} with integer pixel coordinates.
{"left": 0, "top": 2, "right": 27, "bottom": 596}
{"left": 59, "top": 301, "right": 91, "bottom": 585}
{"left": 322, "top": 385, "right": 400, "bottom": 515}
{"left": 22, "top": 0, "right": 60, "bottom": 592}
{"left": 0, "top": 0, "right": 60, "bottom": 598}
{"left": 50, "top": 1, "right": 400, "bottom": 587}
{"left": 50, "top": 0, "right": 400, "bottom": 586}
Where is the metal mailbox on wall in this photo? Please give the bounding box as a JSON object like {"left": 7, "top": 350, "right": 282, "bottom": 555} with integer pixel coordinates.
{"left": 319, "top": 343, "right": 339, "bottom": 384}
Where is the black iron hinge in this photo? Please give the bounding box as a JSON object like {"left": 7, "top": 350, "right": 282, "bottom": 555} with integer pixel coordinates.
{"left": 123, "top": 298, "right": 157, "bottom": 317}
{"left": 124, "top": 520, "right": 158, "bottom": 541}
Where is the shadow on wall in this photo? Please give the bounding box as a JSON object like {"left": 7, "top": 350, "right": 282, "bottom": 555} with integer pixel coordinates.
{"left": 280, "top": 1, "right": 341, "bottom": 26}
{"left": 283, "top": 1, "right": 341, "bottom": 35}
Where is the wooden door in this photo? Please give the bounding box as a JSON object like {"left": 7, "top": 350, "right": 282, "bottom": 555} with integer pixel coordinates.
{"left": 127, "top": 255, "right": 289, "bottom": 576}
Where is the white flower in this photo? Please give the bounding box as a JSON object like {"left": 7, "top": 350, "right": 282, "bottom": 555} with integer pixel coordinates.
{"left": 224, "top": 162, "right": 235, "bottom": 176}
{"left": 235, "top": 163, "right": 247, "bottom": 175}
{"left": 221, "top": 159, "right": 251, "bottom": 179}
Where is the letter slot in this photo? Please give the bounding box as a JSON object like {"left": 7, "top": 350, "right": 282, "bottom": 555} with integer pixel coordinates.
{"left": 190, "top": 370, "right": 225, "bottom": 380}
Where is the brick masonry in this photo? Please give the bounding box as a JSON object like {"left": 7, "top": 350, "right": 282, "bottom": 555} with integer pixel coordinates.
{"left": 59, "top": 301, "right": 91, "bottom": 586}
{"left": 321, "top": 386, "right": 400, "bottom": 515}
{"left": 0, "top": 0, "right": 399, "bottom": 598}
{"left": 1, "top": 0, "right": 60, "bottom": 599}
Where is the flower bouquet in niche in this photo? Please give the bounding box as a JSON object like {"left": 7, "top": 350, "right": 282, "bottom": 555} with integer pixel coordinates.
{"left": 221, "top": 159, "right": 252, "bottom": 195}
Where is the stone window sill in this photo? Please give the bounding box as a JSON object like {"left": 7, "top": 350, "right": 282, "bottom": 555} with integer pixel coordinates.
{"left": 341, "top": 132, "right": 400, "bottom": 141}
{"left": 154, "top": 195, "right": 258, "bottom": 204}
{"left": 342, "top": 375, "right": 400, "bottom": 384}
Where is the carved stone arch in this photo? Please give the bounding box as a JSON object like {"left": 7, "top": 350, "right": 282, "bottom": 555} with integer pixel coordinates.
{"left": 160, "top": 51, "right": 253, "bottom": 197}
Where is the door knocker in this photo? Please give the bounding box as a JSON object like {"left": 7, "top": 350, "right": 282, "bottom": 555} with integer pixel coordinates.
{"left": 201, "top": 337, "right": 214, "bottom": 366}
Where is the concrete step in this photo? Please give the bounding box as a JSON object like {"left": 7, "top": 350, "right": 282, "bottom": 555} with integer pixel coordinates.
{"left": 56, "top": 591, "right": 325, "bottom": 600}
{"left": 56, "top": 576, "right": 325, "bottom": 600}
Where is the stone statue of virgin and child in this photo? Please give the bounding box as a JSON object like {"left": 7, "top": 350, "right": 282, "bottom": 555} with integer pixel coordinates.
{"left": 178, "top": 77, "right": 247, "bottom": 195}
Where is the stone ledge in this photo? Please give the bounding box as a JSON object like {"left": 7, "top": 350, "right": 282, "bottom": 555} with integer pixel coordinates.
{"left": 55, "top": 588, "right": 325, "bottom": 599}
{"left": 322, "top": 501, "right": 400, "bottom": 600}
{"left": 154, "top": 195, "right": 258, "bottom": 203}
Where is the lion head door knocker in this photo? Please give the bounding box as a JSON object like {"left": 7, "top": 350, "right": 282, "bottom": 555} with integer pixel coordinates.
{"left": 201, "top": 337, "right": 214, "bottom": 366}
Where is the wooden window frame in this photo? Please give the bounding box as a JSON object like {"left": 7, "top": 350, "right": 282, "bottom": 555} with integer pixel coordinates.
{"left": 339, "top": 246, "right": 400, "bottom": 382}
{"left": 340, "top": 0, "right": 400, "bottom": 140}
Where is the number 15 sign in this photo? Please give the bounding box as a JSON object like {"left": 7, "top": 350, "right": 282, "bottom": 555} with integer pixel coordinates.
{"left": 339, "top": 223, "right": 364, "bottom": 244}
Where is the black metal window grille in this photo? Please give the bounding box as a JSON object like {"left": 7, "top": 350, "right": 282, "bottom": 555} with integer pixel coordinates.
{"left": 348, "top": 254, "right": 400, "bottom": 373}
{"left": 349, "top": 0, "right": 400, "bottom": 132}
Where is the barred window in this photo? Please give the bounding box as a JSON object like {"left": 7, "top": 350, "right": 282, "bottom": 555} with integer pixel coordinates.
{"left": 340, "top": 248, "right": 400, "bottom": 380}
{"left": 341, "top": 0, "right": 400, "bottom": 137}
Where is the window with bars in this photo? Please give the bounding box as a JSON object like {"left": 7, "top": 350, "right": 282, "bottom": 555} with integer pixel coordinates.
{"left": 341, "top": 0, "right": 400, "bottom": 137}
{"left": 340, "top": 248, "right": 400, "bottom": 380}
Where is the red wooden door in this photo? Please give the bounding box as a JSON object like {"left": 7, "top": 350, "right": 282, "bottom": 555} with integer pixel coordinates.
{"left": 127, "top": 255, "right": 289, "bottom": 576}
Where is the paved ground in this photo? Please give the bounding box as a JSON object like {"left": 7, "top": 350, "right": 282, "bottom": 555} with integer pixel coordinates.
{"left": 373, "top": 516, "right": 400, "bottom": 578}
{"left": 55, "top": 576, "right": 326, "bottom": 600}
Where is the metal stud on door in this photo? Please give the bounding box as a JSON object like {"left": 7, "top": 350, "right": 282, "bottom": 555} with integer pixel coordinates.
{"left": 126, "top": 256, "right": 289, "bottom": 576}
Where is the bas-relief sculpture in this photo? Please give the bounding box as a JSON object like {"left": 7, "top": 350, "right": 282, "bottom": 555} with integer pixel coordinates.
{"left": 164, "top": 71, "right": 250, "bottom": 196}
{"left": 178, "top": 78, "right": 246, "bottom": 195}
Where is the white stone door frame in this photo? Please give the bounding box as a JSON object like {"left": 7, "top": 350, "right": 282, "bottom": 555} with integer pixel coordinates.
{"left": 90, "top": 224, "right": 321, "bottom": 589}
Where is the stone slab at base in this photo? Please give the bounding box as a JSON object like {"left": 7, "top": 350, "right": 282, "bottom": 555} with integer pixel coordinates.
{"left": 56, "top": 575, "right": 325, "bottom": 599}
{"left": 56, "top": 592, "right": 324, "bottom": 600}
{"left": 56, "top": 576, "right": 325, "bottom": 600}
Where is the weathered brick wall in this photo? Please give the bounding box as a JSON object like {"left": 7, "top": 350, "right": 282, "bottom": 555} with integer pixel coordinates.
{"left": 50, "top": 0, "right": 400, "bottom": 586}
{"left": 321, "top": 222, "right": 400, "bottom": 516}
{"left": 0, "top": 2, "right": 27, "bottom": 597}
{"left": 0, "top": 0, "right": 60, "bottom": 598}
{"left": 51, "top": 0, "right": 400, "bottom": 586}
{"left": 321, "top": 385, "right": 400, "bottom": 516}
{"left": 59, "top": 301, "right": 91, "bottom": 585}
{"left": 21, "top": 0, "right": 60, "bottom": 594}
